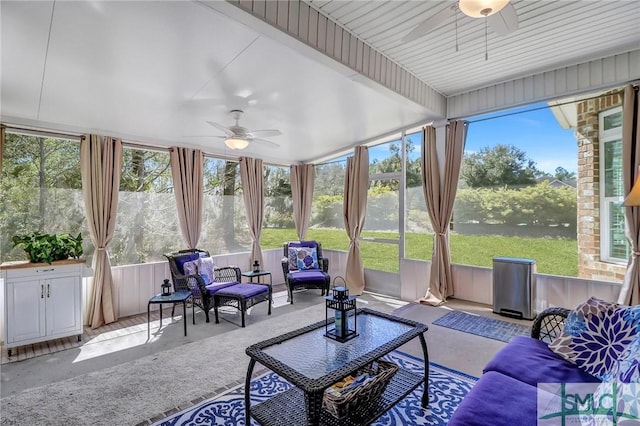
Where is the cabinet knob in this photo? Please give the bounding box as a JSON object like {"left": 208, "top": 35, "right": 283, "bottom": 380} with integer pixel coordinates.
{"left": 41, "top": 284, "right": 44, "bottom": 299}
{"left": 39, "top": 268, "right": 55, "bottom": 273}
{"left": 47, "top": 283, "right": 50, "bottom": 298}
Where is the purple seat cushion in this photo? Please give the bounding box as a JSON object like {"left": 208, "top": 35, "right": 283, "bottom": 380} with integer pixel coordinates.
{"left": 449, "top": 371, "right": 544, "bottom": 426}
{"left": 483, "top": 336, "right": 600, "bottom": 386}
{"left": 174, "top": 252, "right": 200, "bottom": 274}
{"left": 288, "top": 270, "right": 327, "bottom": 284}
{"left": 216, "top": 283, "right": 269, "bottom": 299}
{"left": 204, "top": 281, "right": 238, "bottom": 296}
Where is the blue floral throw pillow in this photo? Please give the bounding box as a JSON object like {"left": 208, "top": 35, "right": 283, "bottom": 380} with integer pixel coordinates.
{"left": 549, "top": 298, "right": 638, "bottom": 380}
{"left": 182, "top": 260, "right": 198, "bottom": 276}
{"left": 295, "top": 247, "right": 319, "bottom": 270}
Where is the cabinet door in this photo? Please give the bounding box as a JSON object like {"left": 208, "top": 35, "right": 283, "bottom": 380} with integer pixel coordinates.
{"left": 6, "top": 280, "right": 46, "bottom": 344}
{"left": 46, "top": 275, "right": 82, "bottom": 337}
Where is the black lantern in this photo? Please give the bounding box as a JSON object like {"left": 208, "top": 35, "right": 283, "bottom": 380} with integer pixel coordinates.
{"left": 253, "top": 260, "right": 260, "bottom": 273}
{"left": 325, "top": 286, "right": 358, "bottom": 342}
{"left": 161, "top": 278, "right": 172, "bottom": 296}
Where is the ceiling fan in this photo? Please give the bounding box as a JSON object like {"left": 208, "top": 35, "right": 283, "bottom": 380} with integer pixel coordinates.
{"left": 402, "top": 0, "right": 519, "bottom": 47}
{"left": 205, "top": 110, "right": 282, "bottom": 150}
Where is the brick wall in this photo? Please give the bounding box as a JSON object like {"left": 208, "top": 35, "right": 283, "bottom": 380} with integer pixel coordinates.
{"left": 576, "top": 90, "right": 625, "bottom": 282}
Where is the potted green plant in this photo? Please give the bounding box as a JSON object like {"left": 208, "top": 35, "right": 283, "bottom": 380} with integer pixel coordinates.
{"left": 11, "top": 232, "right": 83, "bottom": 264}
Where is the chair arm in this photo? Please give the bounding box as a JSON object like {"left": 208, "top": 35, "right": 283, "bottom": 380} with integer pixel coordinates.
{"left": 172, "top": 272, "right": 207, "bottom": 294}
{"left": 215, "top": 266, "right": 241, "bottom": 283}
{"left": 281, "top": 257, "right": 290, "bottom": 277}
{"left": 531, "top": 307, "right": 571, "bottom": 343}
{"left": 320, "top": 257, "right": 329, "bottom": 273}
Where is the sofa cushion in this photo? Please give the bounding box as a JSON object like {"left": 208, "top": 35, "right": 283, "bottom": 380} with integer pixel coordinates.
{"left": 204, "top": 281, "right": 237, "bottom": 296}
{"left": 549, "top": 298, "right": 637, "bottom": 380}
{"left": 484, "top": 336, "right": 600, "bottom": 386}
{"left": 288, "top": 270, "right": 326, "bottom": 284}
{"left": 449, "top": 371, "right": 542, "bottom": 426}
{"left": 216, "top": 283, "right": 269, "bottom": 299}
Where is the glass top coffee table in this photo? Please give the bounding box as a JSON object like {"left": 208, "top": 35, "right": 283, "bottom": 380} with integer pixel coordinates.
{"left": 244, "top": 308, "right": 429, "bottom": 426}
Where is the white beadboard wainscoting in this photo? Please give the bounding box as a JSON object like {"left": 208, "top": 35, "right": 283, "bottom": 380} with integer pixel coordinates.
{"left": 104, "top": 250, "right": 622, "bottom": 322}
{"left": 399, "top": 258, "right": 622, "bottom": 313}
{"left": 2, "top": 249, "right": 621, "bottom": 335}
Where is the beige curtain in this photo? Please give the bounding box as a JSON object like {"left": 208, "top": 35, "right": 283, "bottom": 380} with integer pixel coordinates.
{"left": 240, "top": 157, "right": 264, "bottom": 270}
{"left": 170, "top": 147, "right": 204, "bottom": 249}
{"left": 420, "top": 121, "right": 467, "bottom": 305}
{"left": 343, "top": 146, "right": 369, "bottom": 295}
{"left": 0, "top": 125, "right": 5, "bottom": 175}
{"left": 291, "top": 164, "right": 315, "bottom": 240}
{"left": 619, "top": 84, "right": 640, "bottom": 305}
{"left": 81, "top": 134, "right": 122, "bottom": 328}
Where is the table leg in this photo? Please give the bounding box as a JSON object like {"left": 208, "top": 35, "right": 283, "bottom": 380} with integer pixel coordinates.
{"left": 183, "top": 299, "right": 187, "bottom": 336}
{"left": 304, "top": 391, "right": 323, "bottom": 425}
{"left": 419, "top": 332, "right": 430, "bottom": 408}
{"left": 147, "top": 302, "right": 151, "bottom": 339}
{"left": 245, "top": 358, "right": 256, "bottom": 425}
{"left": 191, "top": 296, "right": 195, "bottom": 325}
{"left": 159, "top": 303, "right": 163, "bottom": 328}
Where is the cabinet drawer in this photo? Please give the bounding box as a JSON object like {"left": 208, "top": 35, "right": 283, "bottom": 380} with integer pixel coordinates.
{"left": 4, "top": 264, "right": 83, "bottom": 280}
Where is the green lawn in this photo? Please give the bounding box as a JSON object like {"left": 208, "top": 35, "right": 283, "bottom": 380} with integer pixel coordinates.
{"left": 261, "top": 228, "right": 578, "bottom": 277}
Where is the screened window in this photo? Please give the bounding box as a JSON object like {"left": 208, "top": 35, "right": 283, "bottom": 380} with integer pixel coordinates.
{"left": 599, "top": 107, "right": 628, "bottom": 262}
{"left": 200, "top": 158, "right": 250, "bottom": 254}
{"left": 309, "top": 159, "right": 349, "bottom": 250}
{"left": 451, "top": 104, "right": 578, "bottom": 277}
{"left": 404, "top": 130, "right": 433, "bottom": 260}
{"left": 0, "top": 132, "right": 88, "bottom": 263}
{"left": 262, "top": 165, "right": 296, "bottom": 248}
{"left": 111, "top": 147, "right": 179, "bottom": 265}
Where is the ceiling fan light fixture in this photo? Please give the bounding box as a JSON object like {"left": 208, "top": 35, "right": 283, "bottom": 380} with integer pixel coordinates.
{"left": 224, "top": 137, "right": 249, "bottom": 150}
{"left": 458, "top": 0, "right": 509, "bottom": 18}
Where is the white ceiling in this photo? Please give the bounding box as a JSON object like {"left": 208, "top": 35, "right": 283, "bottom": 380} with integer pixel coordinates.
{"left": 1, "top": 1, "right": 639, "bottom": 164}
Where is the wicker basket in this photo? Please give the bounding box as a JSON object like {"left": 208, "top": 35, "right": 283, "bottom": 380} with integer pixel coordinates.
{"left": 323, "top": 359, "right": 398, "bottom": 419}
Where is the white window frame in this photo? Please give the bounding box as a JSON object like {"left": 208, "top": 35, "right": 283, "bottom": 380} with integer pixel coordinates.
{"left": 599, "top": 106, "right": 628, "bottom": 264}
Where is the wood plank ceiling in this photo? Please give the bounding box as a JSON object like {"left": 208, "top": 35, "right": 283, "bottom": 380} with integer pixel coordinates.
{"left": 306, "top": 0, "right": 640, "bottom": 96}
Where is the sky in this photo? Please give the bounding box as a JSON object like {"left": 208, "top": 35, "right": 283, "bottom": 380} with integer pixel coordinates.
{"left": 344, "top": 102, "right": 579, "bottom": 175}
{"left": 465, "top": 102, "right": 578, "bottom": 175}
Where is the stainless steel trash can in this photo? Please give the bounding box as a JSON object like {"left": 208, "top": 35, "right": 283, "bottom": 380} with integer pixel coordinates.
{"left": 492, "top": 257, "right": 536, "bottom": 320}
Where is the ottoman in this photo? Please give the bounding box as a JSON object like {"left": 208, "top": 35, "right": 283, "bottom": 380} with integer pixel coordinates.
{"left": 213, "top": 283, "right": 272, "bottom": 327}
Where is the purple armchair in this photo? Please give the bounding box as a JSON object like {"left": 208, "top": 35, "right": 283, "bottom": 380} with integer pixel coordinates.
{"left": 281, "top": 241, "right": 331, "bottom": 304}
{"left": 165, "top": 249, "right": 241, "bottom": 322}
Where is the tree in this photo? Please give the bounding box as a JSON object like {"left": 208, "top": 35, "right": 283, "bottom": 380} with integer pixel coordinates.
{"left": 460, "top": 144, "right": 539, "bottom": 188}
{"left": 369, "top": 141, "right": 421, "bottom": 189}
{"left": 554, "top": 166, "right": 576, "bottom": 181}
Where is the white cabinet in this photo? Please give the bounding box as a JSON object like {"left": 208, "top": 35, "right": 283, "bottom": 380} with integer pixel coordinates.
{"left": 1, "top": 260, "right": 84, "bottom": 356}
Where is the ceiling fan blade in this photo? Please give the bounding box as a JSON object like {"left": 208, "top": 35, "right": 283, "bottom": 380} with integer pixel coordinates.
{"left": 248, "top": 129, "right": 282, "bottom": 138}
{"left": 401, "top": 5, "right": 456, "bottom": 43}
{"left": 488, "top": 2, "right": 518, "bottom": 36}
{"left": 206, "top": 121, "right": 234, "bottom": 137}
{"left": 252, "top": 138, "right": 280, "bottom": 149}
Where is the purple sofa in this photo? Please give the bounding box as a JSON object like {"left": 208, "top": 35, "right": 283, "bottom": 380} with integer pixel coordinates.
{"left": 449, "top": 308, "right": 600, "bottom": 426}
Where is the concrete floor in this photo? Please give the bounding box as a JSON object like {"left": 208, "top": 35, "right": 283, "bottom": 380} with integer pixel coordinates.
{"left": 1, "top": 284, "right": 534, "bottom": 400}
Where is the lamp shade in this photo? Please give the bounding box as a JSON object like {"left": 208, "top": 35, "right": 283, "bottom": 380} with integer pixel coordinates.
{"left": 458, "top": 0, "right": 509, "bottom": 17}
{"left": 224, "top": 137, "right": 249, "bottom": 150}
{"left": 624, "top": 173, "right": 640, "bottom": 206}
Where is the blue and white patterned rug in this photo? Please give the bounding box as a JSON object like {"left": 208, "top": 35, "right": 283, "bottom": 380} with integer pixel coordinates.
{"left": 432, "top": 310, "right": 531, "bottom": 343}
{"left": 154, "top": 350, "right": 477, "bottom": 426}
